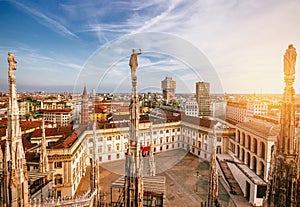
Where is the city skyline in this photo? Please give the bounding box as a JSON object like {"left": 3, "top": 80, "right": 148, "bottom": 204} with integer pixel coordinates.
{"left": 1, "top": 0, "right": 300, "bottom": 93}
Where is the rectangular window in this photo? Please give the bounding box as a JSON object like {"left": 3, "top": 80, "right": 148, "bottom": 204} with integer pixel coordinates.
{"left": 257, "top": 185, "right": 267, "bottom": 198}
{"left": 98, "top": 146, "right": 102, "bottom": 153}
{"left": 55, "top": 177, "right": 63, "bottom": 185}
{"left": 108, "top": 155, "right": 111, "bottom": 160}
{"left": 117, "top": 154, "right": 120, "bottom": 159}
{"left": 55, "top": 162, "right": 62, "bottom": 168}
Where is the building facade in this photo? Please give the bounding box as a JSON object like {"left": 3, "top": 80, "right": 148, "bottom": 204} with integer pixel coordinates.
{"left": 227, "top": 121, "right": 278, "bottom": 206}
{"left": 47, "top": 126, "right": 88, "bottom": 198}
{"left": 184, "top": 100, "right": 199, "bottom": 117}
{"left": 226, "top": 101, "right": 247, "bottom": 123}
{"left": 196, "top": 82, "right": 211, "bottom": 117}
{"left": 161, "top": 77, "right": 176, "bottom": 103}
{"left": 85, "top": 112, "right": 233, "bottom": 164}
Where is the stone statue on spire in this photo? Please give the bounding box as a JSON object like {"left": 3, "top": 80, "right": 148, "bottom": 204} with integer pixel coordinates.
{"left": 8, "top": 51, "right": 17, "bottom": 80}
{"left": 129, "top": 48, "right": 142, "bottom": 79}
{"left": 284, "top": 44, "right": 297, "bottom": 76}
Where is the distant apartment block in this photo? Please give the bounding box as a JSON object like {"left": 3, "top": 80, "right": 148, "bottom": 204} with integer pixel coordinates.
{"left": 211, "top": 101, "right": 226, "bottom": 118}
{"left": 226, "top": 101, "right": 247, "bottom": 123}
{"left": 226, "top": 101, "right": 269, "bottom": 124}
{"left": 38, "top": 109, "right": 72, "bottom": 126}
{"left": 184, "top": 100, "right": 199, "bottom": 117}
{"left": 41, "top": 99, "right": 72, "bottom": 110}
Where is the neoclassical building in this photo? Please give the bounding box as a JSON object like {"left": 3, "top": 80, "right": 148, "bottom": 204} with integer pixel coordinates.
{"left": 227, "top": 120, "right": 278, "bottom": 206}
{"left": 85, "top": 111, "right": 234, "bottom": 164}
{"left": 46, "top": 125, "right": 89, "bottom": 198}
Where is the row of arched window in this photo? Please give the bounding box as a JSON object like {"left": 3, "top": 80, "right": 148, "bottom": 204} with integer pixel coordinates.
{"left": 236, "top": 130, "right": 266, "bottom": 159}
{"left": 236, "top": 145, "right": 266, "bottom": 179}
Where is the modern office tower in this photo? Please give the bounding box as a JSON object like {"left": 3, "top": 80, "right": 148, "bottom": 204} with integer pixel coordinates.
{"left": 196, "top": 81, "right": 211, "bottom": 117}
{"left": 161, "top": 77, "right": 176, "bottom": 103}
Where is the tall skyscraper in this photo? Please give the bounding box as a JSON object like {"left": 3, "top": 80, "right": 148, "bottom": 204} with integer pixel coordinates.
{"left": 161, "top": 77, "right": 176, "bottom": 103}
{"left": 196, "top": 81, "right": 211, "bottom": 117}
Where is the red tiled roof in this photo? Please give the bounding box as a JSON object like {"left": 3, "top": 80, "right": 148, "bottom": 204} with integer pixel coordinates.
{"left": 25, "top": 152, "right": 40, "bottom": 163}
{"left": 37, "top": 109, "right": 72, "bottom": 113}
{"left": 181, "top": 114, "right": 215, "bottom": 128}
{"left": 22, "top": 133, "right": 37, "bottom": 151}
{"left": 31, "top": 128, "right": 65, "bottom": 138}
{"left": 20, "top": 120, "right": 42, "bottom": 131}
{"left": 0, "top": 128, "right": 6, "bottom": 137}
{"left": 94, "top": 104, "right": 107, "bottom": 113}
{"left": 49, "top": 125, "right": 86, "bottom": 149}
{"left": 0, "top": 104, "right": 7, "bottom": 108}
{"left": 0, "top": 120, "right": 42, "bottom": 137}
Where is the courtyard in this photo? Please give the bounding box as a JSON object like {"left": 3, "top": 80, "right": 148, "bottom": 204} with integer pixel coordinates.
{"left": 76, "top": 149, "right": 236, "bottom": 206}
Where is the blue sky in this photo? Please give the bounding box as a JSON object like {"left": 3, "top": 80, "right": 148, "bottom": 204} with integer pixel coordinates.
{"left": 0, "top": 0, "right": 300, "bottom": 94}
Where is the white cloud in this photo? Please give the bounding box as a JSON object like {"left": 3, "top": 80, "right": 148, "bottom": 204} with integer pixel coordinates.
{"left": 13, "top": 1, "right": 77, "bottom": 39}
{"left": 4, "top": 0, "right": 300, "bottom": 93}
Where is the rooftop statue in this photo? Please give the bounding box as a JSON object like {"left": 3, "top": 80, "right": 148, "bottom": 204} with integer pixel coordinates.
{"left": 8, "top": 51, "right": 17, "bottom": 79}
{"left": 129, "top": 48, "right": 142, "bottom": 78}
{"left": 284, "top": 44, "right": 297, "bottom": 76}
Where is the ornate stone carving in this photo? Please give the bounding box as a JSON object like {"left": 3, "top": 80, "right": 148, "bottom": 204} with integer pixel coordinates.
{"left": 10, "top": 169, "right": 17, "bottom": 187}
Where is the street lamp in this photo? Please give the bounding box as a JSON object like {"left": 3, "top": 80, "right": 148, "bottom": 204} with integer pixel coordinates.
{"left": 194, "top": 171, "right": 201, "bottom": 192}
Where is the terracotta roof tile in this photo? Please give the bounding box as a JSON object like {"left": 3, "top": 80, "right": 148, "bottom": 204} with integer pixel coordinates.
{"left": 37, "top": 109, "right": 72, "bottom": 113}
{"left": 49, "top": 125, "right": 86, "bottom": 149}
